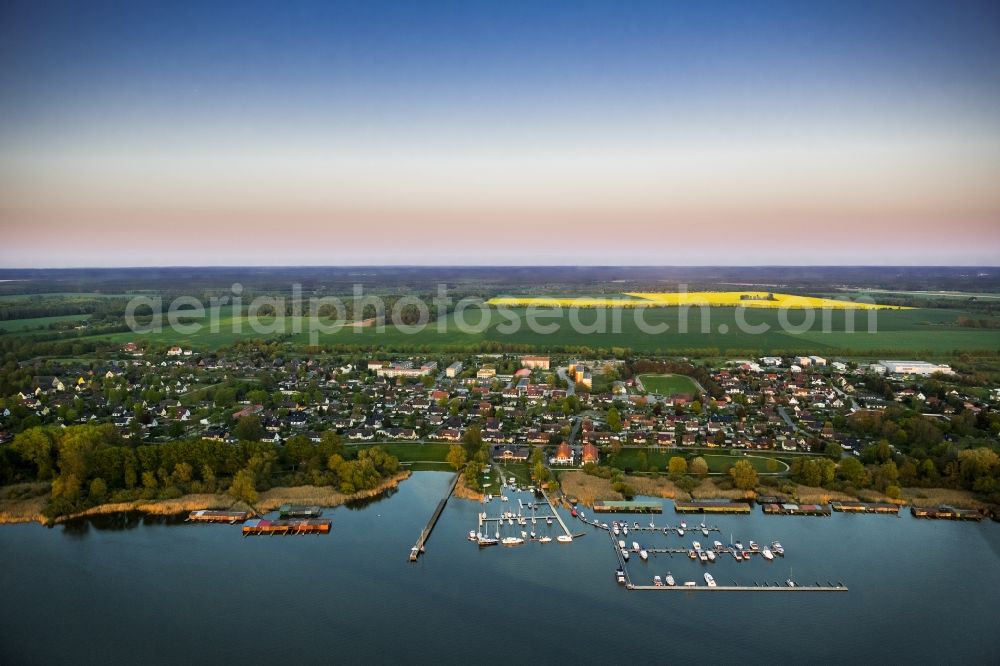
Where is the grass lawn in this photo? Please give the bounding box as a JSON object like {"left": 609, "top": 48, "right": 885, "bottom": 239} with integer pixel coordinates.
{"left": 637, "top": 373, "right": 699, "bottom": 395}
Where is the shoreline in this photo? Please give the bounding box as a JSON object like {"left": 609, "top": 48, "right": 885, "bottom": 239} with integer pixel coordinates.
{"left": 0, "top": 471, "right": 412, "bottom": 526}
{"left": 556, "top": 471, "right": 990, "bottom": 512}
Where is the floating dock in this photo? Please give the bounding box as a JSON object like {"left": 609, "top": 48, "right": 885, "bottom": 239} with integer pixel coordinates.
{"left": 910, "top": 505, "right": 983, "bottom": 521}
{"left": 242, "top": 518, "right": 331, "bottom": 535}
{"left": 594, "top": 500, "right": 663, "bottom": 514}
{"left": 410, "top": 472, "right": 460, "bottom": 561}
{"left": 762, "top": 503, "right": 831, "bottom": 516}
{"left": 279, "top": 505, "right": 323, "bottom": 518}
{"left": 673, "top": 500, "right": 751, "bottom": 514}
{"left": 186, "top": 509, "right": 252, "bottom": 524}
{"left": 629, "top": 584, "right": 848, "bottom": 592}
{"left": 832, "top": 501, "right": 899, "bottom": 515}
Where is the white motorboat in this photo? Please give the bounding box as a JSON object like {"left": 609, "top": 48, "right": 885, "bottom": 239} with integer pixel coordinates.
{"left": 539, "top": 536, "right": 552, "bottom": 543}
{"left": 704, "top": 572, "right": 716, "bottom": 587}
{"left": 653, "top": 575, "right": 663, "bottom": 586}
{"left": 762, "top": 548, "right": 774, "bottom": 561}
{"left": 501, "top": 536, "right": 524, "bottom": 546}
{"left": 557, "top": 535, "right": 573, "bottom": 543}
{"left": 639, "top": 549, "right": 648, "bottom": 561}
{"left": 632, "top": 541, "right": 641, "bottom": 552}
{"left": 665, "top": 572, "right": 675, "bottom": 586}
{"left": 706, "top": 550, "right": 716, "bottom": 562}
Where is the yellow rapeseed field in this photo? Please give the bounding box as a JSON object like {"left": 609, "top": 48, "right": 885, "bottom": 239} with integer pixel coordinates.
{"left": 487, "top": 291, "right": 903, "bottom": 309}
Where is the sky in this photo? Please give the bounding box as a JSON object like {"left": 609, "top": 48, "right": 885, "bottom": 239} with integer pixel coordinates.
{"left": 1, "top": 0, "right": 999, "bottom": 267}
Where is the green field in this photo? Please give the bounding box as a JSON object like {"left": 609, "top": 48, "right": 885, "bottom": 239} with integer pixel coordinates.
{"left": 0, "top": 314, "right": 91, "bottom": 333}
{"left": 6, "top": 304, "right": 997, "bottom": 356}
{"left": 637, "top": 373, "right": 700, "bottom": 395}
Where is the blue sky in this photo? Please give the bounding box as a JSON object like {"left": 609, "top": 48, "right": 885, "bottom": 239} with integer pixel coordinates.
{"left": 1, "top": 0, "right": 999, "bottom": 266}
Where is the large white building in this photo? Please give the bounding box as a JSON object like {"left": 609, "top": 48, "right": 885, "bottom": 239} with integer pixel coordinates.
{"left": 445, "top": 361, "right": 463, "bottom": 378}
{"left": 878, "top": 360, "right": 954, "bottom": 376}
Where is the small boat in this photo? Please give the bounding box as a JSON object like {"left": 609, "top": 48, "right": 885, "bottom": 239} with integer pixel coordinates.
{"left": 613, "top": 523, "right": 620, "bottom": 535}
{"left": 734, "top": 541, "right": 744, "bottom": 550}
{"left": 529, "top": 531, "right": 536, "bottom": 539}
{"left": 547, "top": 517, "right": 553, "bottom": 526}
{"left": 570, "top": 509, "right": 577, "bottom": 518}
{"left": 665, "top": 572, "right": 675, "bottom": 586}
{"left": 618, "top": 539, "right": 626, "bottom": 549}
{"left": 704, "top": 572, "right": 717, "bottom": 587}
{"left": 688, "top": 549, "right": 697, "bottom": 560}
{"left": 601, "top": 523, "right": 608, "bottom": 530}
{"left": 713, "top": 540, "right": 723, "bottom": 550}
{"left": 680, "top": 522, "right": 687, "bottom": 529}
{"left": 634, "top": 522, "right": 640, "bottom": 529}
{"left": 662, "top": 528, "right": 670, "bottom": 535}
{"left": 501, "top": 536, "right": 524, "bottom": 546}
{"left": 786, "top": 578, "right": 796, "bottom": 587}
{"left": 762, "top": 548, "right": 774, "bottom": 561}
{"left": 772, "top": 541, "right": 784, "bottom": 556}
{"left": 649, "top": 521, "right": 655, "bottom": 529}
{"left": 557, "top": 535, "right": 573, "bottom": 543}
{"left": 507, "top": 517, "right": 513, "bottom": 526}
{"left": 683, "top": 581, "right": 697, "bottom": 587}
{"left": 677, "top": 528, "right": 685, "bottom": 536}
{"left": 653, "top": 575, "right": 663, "bottom": 586}
{"left": 468, "top": 530, "right": 478, "bottom": 541}
{"left": 706, "top": 550, "right": 716, "bottom": 562}
{"left": 701, "top": 527, "right": 709, "bottom": 537}
{"left": 616, "top": 569, "right": 626, "bottom": 584}
{"left": 621, "top": 548, "right": 630, "bottom": 561}
{"left": 742, "top": 551, "right": 751, "bottom": 559}
{"left": 639, "top": 549, "right": 648, "bottom": 561}
{"left": 622, "top": 526, "right": 628, "bottom": 536}
{"left": 733, "top": 549, "right": 743, "bottom": 561}
{"left": 749, "top": 540, "right": 759, "bottom": 551}
{"left": 632, "top": 541, "right": 640, "bottom": 552}
{"left": 692, "top": 541, "right": 701, "bottom": 551}
{"left": 698, "top": 551, "right": 708, "bottom": 563}
{"left": 478, "top": 537, "right": 498, "bottom": 548}
{"left": 539, "top": 536, "right": 552, "bottom": 544}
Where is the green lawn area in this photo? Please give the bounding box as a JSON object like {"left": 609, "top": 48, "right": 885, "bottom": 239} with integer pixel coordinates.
{"left": 0, "top": 314, "right": 91, "bottom": 333}
{"left": 637, "top": 373, "right": 699, "bottom": 395}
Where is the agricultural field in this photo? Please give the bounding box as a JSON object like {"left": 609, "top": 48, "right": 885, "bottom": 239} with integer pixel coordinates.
{"left": 0, "top": 314, "right": 91, "bottom": 333}
{"left": 59, "top": 304, "right": 1000, "bottom": 355}
{"left": 488, "top": 291, "right": 902, "bottom": 310}
{"left": 636, "top": 373, "right": 700, "bottom": 396}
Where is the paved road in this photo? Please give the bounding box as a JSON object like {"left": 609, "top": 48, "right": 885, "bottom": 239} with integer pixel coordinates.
{"left": 777, "top": 405, "right": 809, "bottom": 435}
{"left": 556, "top": 366, "right": 575, "bottom": 396}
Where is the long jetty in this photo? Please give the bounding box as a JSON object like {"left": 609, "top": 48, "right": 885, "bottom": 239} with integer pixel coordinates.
{"left": 409, "top": 472, "right": 460, "bottom": 562}
{"left": 540, "top": 488, "right": 572, "bottom": 538}
{"left": 629, "top": 584, "right": 848, "bottom": 592}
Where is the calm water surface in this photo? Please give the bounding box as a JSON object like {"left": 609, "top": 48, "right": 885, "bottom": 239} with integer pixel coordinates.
{"left": 1, "top": 472, "right": 998, "bottom": 665}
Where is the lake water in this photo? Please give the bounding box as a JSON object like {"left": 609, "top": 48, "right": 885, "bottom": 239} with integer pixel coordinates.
{"left": 1, "top": 472, "right": 998, "bottom": 665}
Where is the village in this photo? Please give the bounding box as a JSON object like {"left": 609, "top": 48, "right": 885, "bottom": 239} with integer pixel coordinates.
{"left": 2, "top": 345, "right": 996, "bottom": 486}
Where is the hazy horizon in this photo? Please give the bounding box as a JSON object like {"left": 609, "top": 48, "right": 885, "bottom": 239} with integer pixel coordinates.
{"left": 2, "top": 0, "right": 999, "bottom": 267}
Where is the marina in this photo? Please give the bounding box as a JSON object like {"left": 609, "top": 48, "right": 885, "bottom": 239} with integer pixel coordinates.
{"left": 469, "top": 470, "right": 575, "bottom": 547}
{"left": 593, "top": 500, "right": 663, "bottom": 513}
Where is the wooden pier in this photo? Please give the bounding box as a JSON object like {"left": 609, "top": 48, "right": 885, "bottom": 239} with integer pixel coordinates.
{"left": 832, "top": 501, "right": 899, "bottom": 515}
{"left": 241, "top": 518, "right": 331, "bottom": 535}
{"left": 673, "top": 500, "right": 751, "bottom": 514}
{"left": 187, "top": 509, "right": 253, "bottom": 524}
{"left": 409, "top": 472, "right": 460, "bottom": 561}
{"left": 540, "top": 488, "right": 573, "bottom": 538}
{"left": 910, "top": 505, "right": 983, "bottom": 521}
{"left": 762, "top": 503, "right": 831, "bottom": 516}
{"left": 279, "top": 504, "right": 324, "bottom": 518}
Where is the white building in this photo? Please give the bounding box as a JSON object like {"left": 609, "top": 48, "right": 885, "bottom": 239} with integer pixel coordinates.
{"left": 808, "top": 356, "right": 827, "bottom": 367}
{"left": 878, "top": 360, "right": 955, "bottom": 376}
{"left": 446, "top": 361, "right": 463, "bottom": 378}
